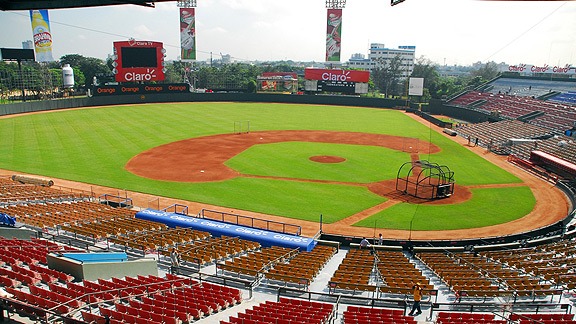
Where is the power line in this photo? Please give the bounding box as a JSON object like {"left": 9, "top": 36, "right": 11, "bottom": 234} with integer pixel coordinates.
{"left": 484, "top": 2, "right": 566, "bottom": 62}
{"left": 5, "top": 10, "right": 251, "bottom": 62}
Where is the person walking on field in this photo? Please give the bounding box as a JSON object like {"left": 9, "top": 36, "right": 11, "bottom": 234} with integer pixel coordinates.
{"left": 408, "top": 282, "right": 423, "bottom": 316}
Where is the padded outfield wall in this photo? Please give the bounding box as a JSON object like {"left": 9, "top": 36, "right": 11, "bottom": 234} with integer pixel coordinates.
{"left": 0, "top": 93, "right": 406, "bottom": 116}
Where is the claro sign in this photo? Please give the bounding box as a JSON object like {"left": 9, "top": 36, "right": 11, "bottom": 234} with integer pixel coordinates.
{"left": 113, "top": 40, "right": 165, "bottom": 83}
{"left": 504, "top": 63, "right": 575, "bottom": 75}
{"left": 93, "top": 84, "right": 190, "bottom": 96}
{"left": 304, "top": 68, "right": 370, "bottom": 83}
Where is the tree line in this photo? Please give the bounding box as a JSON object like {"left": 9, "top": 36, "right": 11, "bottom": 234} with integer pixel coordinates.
{"left": 0, "top": 53, "right": 500, "bottom": 102}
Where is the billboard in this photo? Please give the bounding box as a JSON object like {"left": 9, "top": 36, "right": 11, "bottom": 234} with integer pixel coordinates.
{"left": 257, "top": 74, "right": 298, "bottom": 93}
{"left": 408, "top": 77, "right": 424, "bottom": 96}
{"left": 29, "top": 9, "right": 54, "bottom": 62}
{"left": 261, "top": 72, "right": 298, "bottom": 79}
{"left": 304, "top": 68, "right": 370, "bottom": 83}
{"left": 325, "top": 9, "right": 342, "bottom": 62}
{"left": 180, "top": 8, "right": 196, "bottom": 61}
{"left": 112, "top": 40, "right": 165, "bottom": 82}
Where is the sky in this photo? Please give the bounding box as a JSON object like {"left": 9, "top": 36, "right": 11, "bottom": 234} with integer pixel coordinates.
{"left": 0, "top": 0, "right": 575, "bottom": 67}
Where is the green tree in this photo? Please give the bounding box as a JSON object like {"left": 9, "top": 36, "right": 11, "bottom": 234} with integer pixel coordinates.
{"left": 371, "top": 54, "right": 403, "bottom": 97}
{"left": 471, "top": 61, "right": 500, "bottom": 82}
{"left": 60, "top": 54, "right": 110, "bottom": 88}
{"left": 410, "top": 56, "right": 439, "bottom": 101}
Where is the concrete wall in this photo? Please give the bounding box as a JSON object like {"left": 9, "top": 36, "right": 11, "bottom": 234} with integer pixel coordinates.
{"left": 0, "top": 227, "right": 37, "bottom": 240}
{"left": 425, "top": 99, "right": 496, "bottom": 123}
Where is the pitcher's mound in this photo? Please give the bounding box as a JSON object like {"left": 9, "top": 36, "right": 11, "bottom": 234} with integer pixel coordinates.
{"left": 309, "top": 155, "right": 346, "bottom": 163}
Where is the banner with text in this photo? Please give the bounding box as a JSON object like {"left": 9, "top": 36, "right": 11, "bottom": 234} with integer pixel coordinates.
{"left": 93, "top": 84, "right": 190, "bottom": 96}
{"left": 29, "top": 9, "right": 54, "bottom": 62}
{"left": 325, "top": 9, "right": 342, "bottom": 62}
{"left": 180, "top": 8, "right": 196, "bottom": 61}
{"left": 304, "top": 68, "right": 370, "bottom": 83}
{"left": 503, "top": 64, "right": 575, "bottom": 75}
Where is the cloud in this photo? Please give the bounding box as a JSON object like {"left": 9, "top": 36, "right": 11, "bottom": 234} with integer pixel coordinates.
{"left": 133, "top": 24, "right": 156, "bottom": 38}
{"left": 220, "top": 0, "right": 269, "bottom": 14}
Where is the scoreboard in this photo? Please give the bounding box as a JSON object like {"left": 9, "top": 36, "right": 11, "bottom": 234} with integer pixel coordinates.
{"left": 304, "top": 68, "right": 369, "bottom": 94}
{"left": 112, "top": 40, "right": 165, "bottom": 83}
{"left": 318, "top": 80, "right": 356, "bottom": 94}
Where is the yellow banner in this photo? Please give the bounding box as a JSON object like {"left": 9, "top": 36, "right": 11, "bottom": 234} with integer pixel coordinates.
{"left": 30, "top": 9, "right": 54, "bottom": 62}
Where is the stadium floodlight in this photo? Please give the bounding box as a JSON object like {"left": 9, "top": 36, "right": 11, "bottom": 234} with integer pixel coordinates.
{"left": 391, "top": 0, "right": 406, "bottom": 6}
{"left": 177, "top": 0, "right": 196, "bottom": 7}
{"left": 325, "top": 0, "right": 346, "bottom": 9}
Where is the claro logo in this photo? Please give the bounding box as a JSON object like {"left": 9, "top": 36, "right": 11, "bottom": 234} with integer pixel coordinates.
{"left": 321, "top": 71, "right": 350, "bottom": 82}
{"left": 124, "top": 69, "right": 157, "bottom": 81}
{"left": 508, "top": 64, "right": 526, "bottom": 72}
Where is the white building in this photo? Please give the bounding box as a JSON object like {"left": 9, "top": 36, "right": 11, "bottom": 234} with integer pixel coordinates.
{"left": 22, "top": 40, "right": 33, "bottom": 50}
{"left": 347, "top": 43, "right": 416, "bottom": 78}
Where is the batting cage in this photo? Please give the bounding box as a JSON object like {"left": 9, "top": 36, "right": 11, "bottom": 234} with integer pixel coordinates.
{"left": 395, "top": 160, "right": 455, "bottom": 200}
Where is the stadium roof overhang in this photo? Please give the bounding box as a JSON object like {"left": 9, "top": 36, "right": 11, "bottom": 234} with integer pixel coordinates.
{"left": 0, "top": 0, "right": 174, "bottom": 11}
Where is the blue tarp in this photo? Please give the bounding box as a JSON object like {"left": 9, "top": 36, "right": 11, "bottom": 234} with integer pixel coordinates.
{"left": 61, "top": 252, "right": 128, "bottom": 263}
{"left": 135, "top": 209, "right": 317, "bottom": 252}
{"left": 0, "top": 213, "right": 16, "bottom": 227}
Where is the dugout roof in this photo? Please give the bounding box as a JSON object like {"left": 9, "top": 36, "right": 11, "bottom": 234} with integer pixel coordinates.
{"left": 0, "top": 0, "right": 173, "bottom": 10}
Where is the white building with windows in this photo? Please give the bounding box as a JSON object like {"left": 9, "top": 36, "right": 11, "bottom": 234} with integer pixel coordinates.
{"left": 347, "top": 43, "right": 416, "bottom": 78}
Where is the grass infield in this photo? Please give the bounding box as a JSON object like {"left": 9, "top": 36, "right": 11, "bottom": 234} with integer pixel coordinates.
{"left": 0, "top": 102, "right": 532, "bottom": 230}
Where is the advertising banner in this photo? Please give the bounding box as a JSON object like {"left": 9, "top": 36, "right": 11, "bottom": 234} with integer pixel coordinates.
{"left": 325, "top": 9, "right": 342, "bottom": 62}
{"left": 503, "top": 64, "right": 575, "bottom": 75}
{"left": 409, "top": 77, "right": 424, "bottom": 96}
{"left": 304, "top": 68, "right": 370, "bottom": 83}
{"left": 261, "top": 72, "right": 298, "bottom": 79}
{"left": 93, "top": 84, "right": 190, "bottom": 96}
{"left": 180, "top": 8, "right": 196, "bottom": 61}
{"left": 29, "top": 9, "right": 54, "bottom": 62}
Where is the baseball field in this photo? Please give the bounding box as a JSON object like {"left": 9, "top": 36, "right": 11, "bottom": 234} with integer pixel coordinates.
{"left": 0, "top": 102, "right": 567, "bottom": 239}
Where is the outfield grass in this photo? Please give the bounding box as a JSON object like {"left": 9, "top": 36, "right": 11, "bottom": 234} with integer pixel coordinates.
{"left": 0, "top": 102, "right": 533, "bottom": 227}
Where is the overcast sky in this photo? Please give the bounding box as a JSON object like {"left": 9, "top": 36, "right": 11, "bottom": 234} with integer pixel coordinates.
{"left": 1, "top": 0, "right": 575, "bottom": 66}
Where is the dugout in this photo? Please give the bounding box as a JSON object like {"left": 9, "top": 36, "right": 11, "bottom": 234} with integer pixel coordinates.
{"left": 529, "top": 150, "right": 576, "bottom": 180}
{"left": 396, "top": 160, "right": 455, "bottom": 200}
{"left": 135, "top": 209, "right": 317, "bottom": 252}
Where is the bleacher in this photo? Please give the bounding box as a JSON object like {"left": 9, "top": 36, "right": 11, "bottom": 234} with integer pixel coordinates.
{"left": 449, "top": 91, "right": 576, "bottom": 131}
{"left": 3, "top": 175, "right": 576, "bottom": 324}
{"left": 551, "top": 92, "right": 576, "bottom": 105}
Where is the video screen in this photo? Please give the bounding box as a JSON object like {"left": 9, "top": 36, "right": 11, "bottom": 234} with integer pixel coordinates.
{"left": 121, "top": 47, "right": 157, "bottom": 68}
